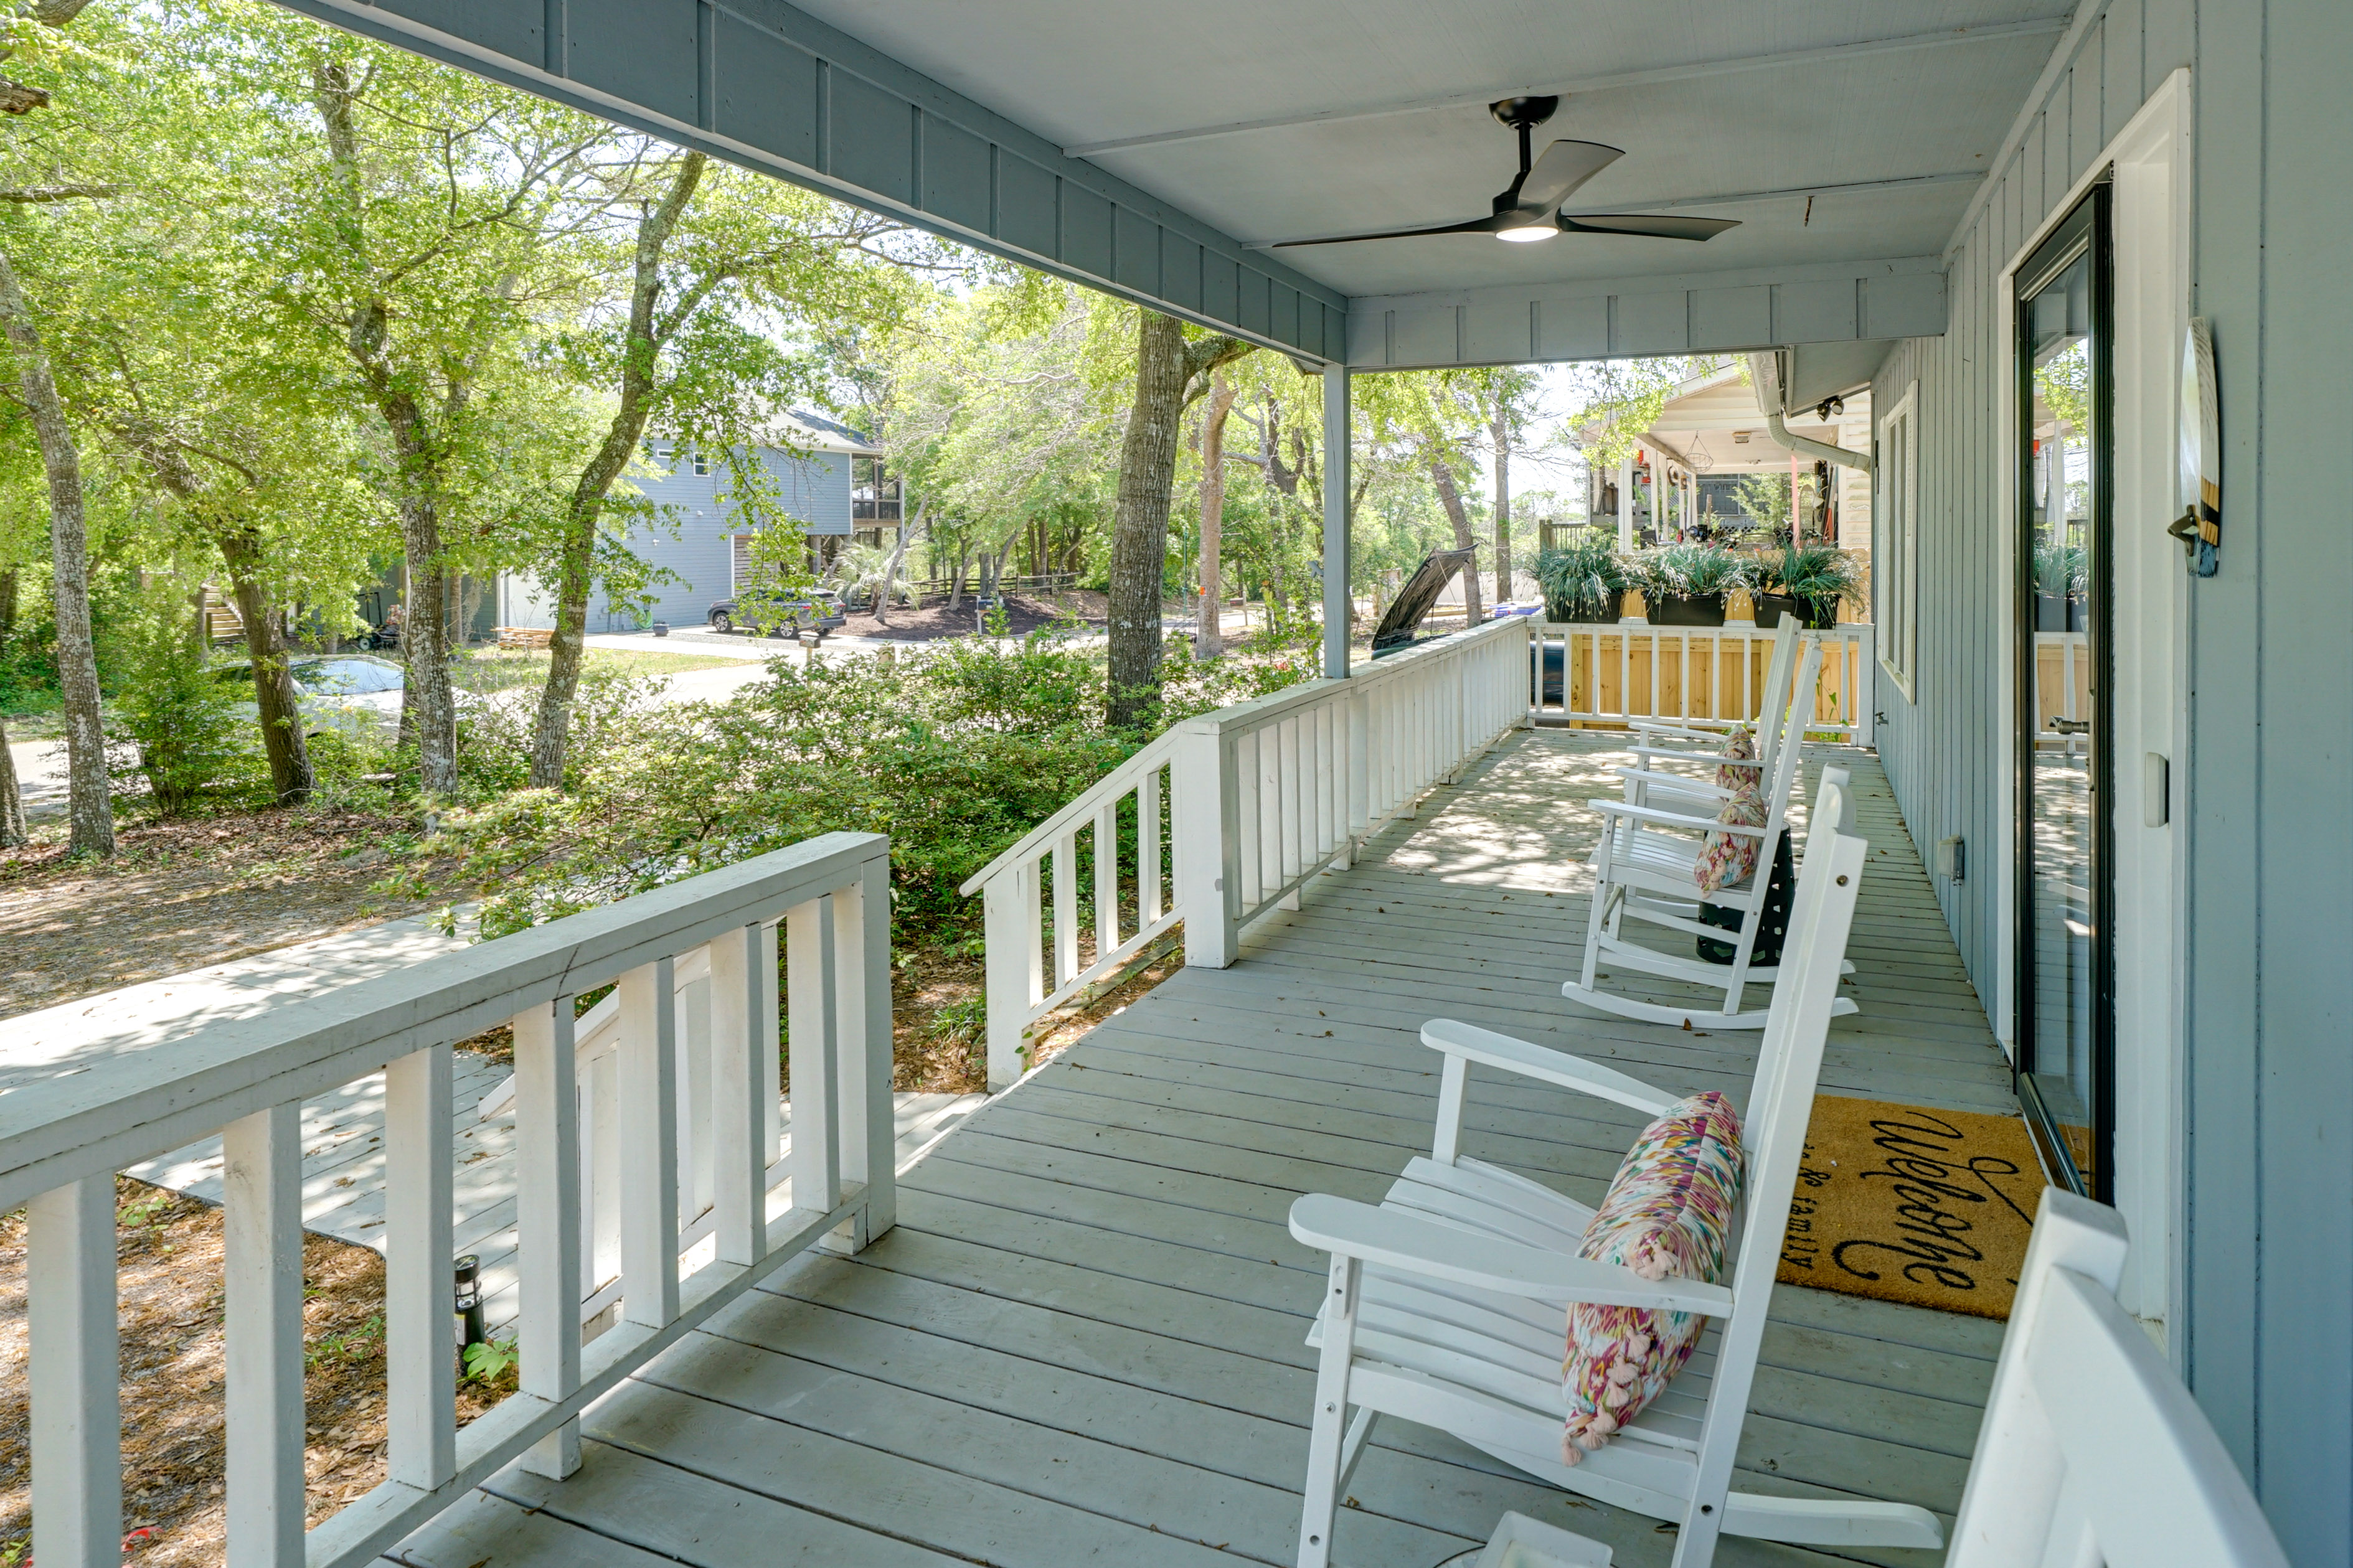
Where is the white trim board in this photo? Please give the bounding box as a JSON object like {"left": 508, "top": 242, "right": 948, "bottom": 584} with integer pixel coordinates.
{"left": 1994, "top": 67, "right": 2193, "bottom": 1345}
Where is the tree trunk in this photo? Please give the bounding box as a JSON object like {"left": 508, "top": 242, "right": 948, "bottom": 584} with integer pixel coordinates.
{"left": 0, "top": 707, "right": 22, "bottom": 847}
{"left": 529, "top": 152, "right": 705, "bottom": 789}
{"left": 217, "top": 526, "right": 313, "bottom": 803}
{"left": 0, "top": 247, "right": 110, "bottom": 854}
{"left": 1196, "top": 372, "right": 1235, "bottom": 659}
{"left": 1105, "top": 312, "right": 1189, "bottom": 728}
{"left": 948, "top": 545, "right": 969, "bottom": 610}
{"left": 874, "top": 500, "right": 923, "bottom": 629}
{"left": 1490, "top": 406, "right": 1512, "bottom": 609}
{"left": 1426, "top": 453, "right": 1484, "bottom": 627}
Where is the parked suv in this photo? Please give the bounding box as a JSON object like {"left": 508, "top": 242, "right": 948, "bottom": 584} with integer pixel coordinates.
{"left": 706, "top": 588, "right": 846, "bottom": 638}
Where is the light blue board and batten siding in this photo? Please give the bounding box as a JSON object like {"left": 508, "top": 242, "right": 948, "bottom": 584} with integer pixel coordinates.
{"left": 273, "top": 0, "right": 1346, "bottom": 365}
{"left": 1870, "top": 2, "right": 2353, "bottom": 1562}
{"left": 604, "top": 446, "right": 852, "bottom": 631}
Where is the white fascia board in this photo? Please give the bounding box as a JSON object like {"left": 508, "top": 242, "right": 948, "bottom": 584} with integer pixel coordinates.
{"left": 271, "top": 0, "right": 1349, "bottom": 363}
{"left": 1348, "top": 255, "right": 1946, "bottom": 370}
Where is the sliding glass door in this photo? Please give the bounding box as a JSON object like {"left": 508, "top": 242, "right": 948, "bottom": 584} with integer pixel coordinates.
{"left": 2014, "top": 182, "right": 2114, "bottom": 1199}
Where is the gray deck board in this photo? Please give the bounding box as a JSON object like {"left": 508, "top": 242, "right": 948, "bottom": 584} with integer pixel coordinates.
{"left": 396, "top": 732, "right": 2012, "bottom": 1567}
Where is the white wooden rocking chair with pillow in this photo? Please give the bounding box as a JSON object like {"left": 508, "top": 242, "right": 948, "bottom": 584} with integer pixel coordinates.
{"left": 1565, "top": 639, "right": 1849, "bottom": 1030}
{"left": 1618, "top": 620, "right": 1799, "bottom": 817}
{"left": 1285, "top": 771, "right": 1940, "bottom": 1568}
{"left": 1451, "top": 1189, "right": 2294, "bottom": 1568}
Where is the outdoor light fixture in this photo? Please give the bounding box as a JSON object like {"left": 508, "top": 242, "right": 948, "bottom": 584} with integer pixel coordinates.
{"left": 1496, "top": 222, "right": 1557, "bottom": 243}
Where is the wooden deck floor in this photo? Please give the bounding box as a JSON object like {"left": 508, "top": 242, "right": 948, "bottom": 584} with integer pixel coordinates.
{"left": 395, "top": 731, "right": 2015, "bottom": 1568}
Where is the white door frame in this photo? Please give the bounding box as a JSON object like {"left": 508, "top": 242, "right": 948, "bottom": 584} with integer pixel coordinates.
{"left": 1994, "top": 66, "right": 2192, "bottom": 1343}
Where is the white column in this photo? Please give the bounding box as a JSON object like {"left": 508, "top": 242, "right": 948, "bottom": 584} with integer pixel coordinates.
{"left": 224, "top": 1104, "right": 306, "bottom": 1563}
{"left": 512, "top": 998, "right": 582, "bottom": 1480}
{"left": 1616, "top": 452, "right": 1636, "bottom": 551}
{"left": 29, "top": 1174, "right": 119, "bottom": 1568}
{"left": 385, "top": 1043, "right": 456, "bottom": 1490}
{"left": 1321, "top": 364, "right": 1351, "bottom": 678}
{"left": 833, "top": 859, "right": 896, "bottom": 1249}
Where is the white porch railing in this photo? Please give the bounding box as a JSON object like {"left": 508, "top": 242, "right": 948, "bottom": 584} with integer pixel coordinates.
{"left": 1527, "top": 619, "right": 1876, "bottom": 741}
{"left": 0, "top": 832, "right": 894, "bottom": 1568}
{"left": 961, "top": 618, "right": 1530, "bottom": 1091}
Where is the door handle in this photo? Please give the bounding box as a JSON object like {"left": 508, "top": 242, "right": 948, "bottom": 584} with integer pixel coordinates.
{"left": 2049, "top": 717, "right": 2090, "bottom": 736}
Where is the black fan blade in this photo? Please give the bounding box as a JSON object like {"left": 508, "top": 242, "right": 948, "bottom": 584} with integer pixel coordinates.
{"left": 1272, "top": 214, "right": 1506, "bottom": 248}
{"left": 1516, "top": 140, "right": 1623, "bottom": 214}
{"left": 1558, "top": 212, "right": 1740, "bottom": 242}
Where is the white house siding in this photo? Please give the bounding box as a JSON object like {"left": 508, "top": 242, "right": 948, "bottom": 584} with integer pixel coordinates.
{"left": 1870, "top": 2, "right": 2353, "bottom": 1559}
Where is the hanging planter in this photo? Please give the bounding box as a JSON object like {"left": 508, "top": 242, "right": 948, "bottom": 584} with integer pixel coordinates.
{"left": 1757, "top": 545, "right": 1859, "bottom": 631}
{"left": 1753, "top": 591, "right": 1842, "bottom": 631}
{"left": 1649, "top": 592, "right": 1728, "bottom": 627}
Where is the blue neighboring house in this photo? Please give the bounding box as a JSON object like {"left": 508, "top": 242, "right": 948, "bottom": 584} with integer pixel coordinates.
{"left": 495, "top": 409, "right": 898, "bottom": 633}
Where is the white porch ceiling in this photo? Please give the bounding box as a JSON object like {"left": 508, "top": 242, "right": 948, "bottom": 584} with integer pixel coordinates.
{"left": 275, "top": 0, "right": 2067, "bottom": 367}
{"left": 787, "top": 0, "right": 2060, "bottom": 300}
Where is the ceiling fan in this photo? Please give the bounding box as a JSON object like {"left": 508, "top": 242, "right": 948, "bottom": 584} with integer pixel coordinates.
{"left": 1275, "top": 96, "right": 1738, "bottom": 248}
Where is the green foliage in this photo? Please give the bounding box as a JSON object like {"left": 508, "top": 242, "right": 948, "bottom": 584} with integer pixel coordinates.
{"left": 307, "top": 1312, "right": 385, "bottom": 1368}
{"left": 463, "top": 1336, "right": 520, "bottom": 1384}
{"left": 2034, "top": 540, "right": 2089, "bottom": 599}
{"left": 1763, "top": 544, "right": 1859, "bottom": 600}
{"left": 1732, "top": 472, "right": 1794, "bottom": 536}
{"left": 102, "top": 584, "right": 265, "bottom": 816}
{"left": 1531, "top": 528, "right": 1631, "bottom": 618}
{"left": 403, "top": 637, "right": 1309, "bottom": 946}
{"left": 1633, "top": 542, "right": 1755, "bottom": 602}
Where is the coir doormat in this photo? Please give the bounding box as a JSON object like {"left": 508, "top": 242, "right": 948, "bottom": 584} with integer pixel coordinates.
{"left": 1776, "top": 1094, "right": 2047, "bottom": 1320}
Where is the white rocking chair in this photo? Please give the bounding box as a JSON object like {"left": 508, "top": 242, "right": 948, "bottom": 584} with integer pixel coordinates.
{"left": 1286, "top": 772, "right": 1940, "bottom": 1568}
{"left": 1621, "top": 619, "right": 1799, "bottom": 814}
{"left": 1565, "top": 641, "right": 1851, "bottom": 1030}
{"left": 1450, "top": 1187, "right": 2291, "bottom": 1568}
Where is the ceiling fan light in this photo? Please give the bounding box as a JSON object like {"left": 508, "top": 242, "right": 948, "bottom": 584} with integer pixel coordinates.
{"left": 1496, "top": 223, "right": 1556, "bottom": 243}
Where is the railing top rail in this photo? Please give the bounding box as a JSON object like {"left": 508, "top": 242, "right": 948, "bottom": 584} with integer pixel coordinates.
{"left": 0, "top": 830, "right": 889, "bottom": 1211}
{"left": 1179, "top": 616, "right": 1529, "bottom": 739}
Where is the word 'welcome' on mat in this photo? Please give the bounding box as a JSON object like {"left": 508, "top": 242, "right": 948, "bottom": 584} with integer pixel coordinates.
{"left": 1776, "top": 1093, "right": 2047, "bottom": 1320}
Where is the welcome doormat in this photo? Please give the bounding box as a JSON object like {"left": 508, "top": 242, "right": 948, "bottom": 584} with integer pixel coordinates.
{"left": 1776, "top": 1094, "right": 2047, "bottom": 1320}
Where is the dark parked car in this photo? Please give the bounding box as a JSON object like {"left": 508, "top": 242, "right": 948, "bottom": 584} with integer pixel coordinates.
{"left": 707, "top": 589, "right": 846, "bottom": 638}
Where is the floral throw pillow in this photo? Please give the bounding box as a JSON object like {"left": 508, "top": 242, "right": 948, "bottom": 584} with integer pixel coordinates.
{"left": 1561, "top": 1092, "right": 1745, "bottom": 1463}
{"left": 1712, "top": 725, "right": 1756, "bottom": 792}
{"left": 1695, "top": 785, "right": 1766, "bottom": 894}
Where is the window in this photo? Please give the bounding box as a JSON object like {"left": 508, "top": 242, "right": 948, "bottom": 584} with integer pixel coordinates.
{"left": 692, "top": 449, "right": 711, "bottom": 477}
{"left": 851, "top": 454, "right": 900, "bottom": 522}
{"left": 1875, "top": 384, "right": 1919, "bottom": 698}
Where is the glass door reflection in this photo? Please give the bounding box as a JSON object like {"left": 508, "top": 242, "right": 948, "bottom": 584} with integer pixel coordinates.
{"left": 2016, "top": 184, "right": 2113, "bottom": 1199}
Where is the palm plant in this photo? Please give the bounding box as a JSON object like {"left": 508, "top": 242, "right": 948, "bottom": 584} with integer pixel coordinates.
{"left": 830, "top": 542, "right": 916, "bottom": 609}
{"left": 1532, "top": 528, "right": 1631, "bottom": 619}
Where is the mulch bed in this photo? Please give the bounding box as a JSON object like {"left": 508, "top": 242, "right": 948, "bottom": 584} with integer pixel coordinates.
{"left": 0, "top": 1180, "right": 513, "bottom": 1567}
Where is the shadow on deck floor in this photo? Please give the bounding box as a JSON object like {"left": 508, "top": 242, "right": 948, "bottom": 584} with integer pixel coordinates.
{"left": 398, "top": 730, "right": 2013, "bottom": 1568}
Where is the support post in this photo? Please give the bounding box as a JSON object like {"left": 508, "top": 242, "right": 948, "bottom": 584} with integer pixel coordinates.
{"left": 1171, "top": 719, "right": 1239, "bottom": 968}
{"left": 512, "top": 998, "right": 582, "bottom": 1480}
{"left": 385, "top": 1044, "right": 456, "bottom": 1490}
{"left": 224, "top": 1103, "right": 306, "bottom": 1561}
{"left": 834, "top": 858, "right": 896, "bottom": 1249}
{"left": 1617, "top": 451, "right": 1636, "bottom": 552}
{"left": 1321, "top": 363, "right": 1351, "bottom": 680}
{"left": 29, "top": 1174, "right": 119, "bottom": 1568}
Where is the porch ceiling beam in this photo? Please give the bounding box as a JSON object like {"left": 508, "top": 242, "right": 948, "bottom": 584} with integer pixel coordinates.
{"left": 1242, "top": 171, "right": 1986, "bottom": 249}
{"left": 268, "top": 0, "right": 1349, "bottom": 362}
{"left": 1062, "top": 18, "right": 2072, "bottom": 161}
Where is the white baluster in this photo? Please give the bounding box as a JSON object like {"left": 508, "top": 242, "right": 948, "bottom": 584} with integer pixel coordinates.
{"left": 1051, "top": 830, "right": 1078, "bottom": 989}
{"left": 788, "top": 893, "right": 843, "bottom": 1209}
{"left": 385, "top": 1043, "right": 456, "bottom": 1489}
{"left": 29, "top": 1173, "right": 118, "bottom": 1568}
{"left": 709, "top": 925, "right": 768, "bottom": 1267}
{"left": 512, "top": 999, "right": 582, "bottom": 1479}
{"left": 834, "top": 861, "right": 896, "bottom": 1248}
{"left": 224, "top": 1103, "right": 305, "bottom": 1563}
{"left": 758, "top": 918, "right": 782, "bottom": 1175}
{"left": 1094, "top": 801, "right": 1121, "bottom": 959}
{"left": 619, "top": 959, "right": 679, "bottom": 1327}
{"left": 1139, "top": 764, "right": 1164, "bottom": 926}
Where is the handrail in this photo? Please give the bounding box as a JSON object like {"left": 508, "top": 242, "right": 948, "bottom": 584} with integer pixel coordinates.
{"left": 2, "top": 832, "right": 897, "bottom": 1568}
{"left": 961, "top": 616, "right": 1533, "bottom": 1091}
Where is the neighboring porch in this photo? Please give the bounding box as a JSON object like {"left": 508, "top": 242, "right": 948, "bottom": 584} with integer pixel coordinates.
{"left": 400, "top": 730, "right": 2010, "bottom": 1568}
